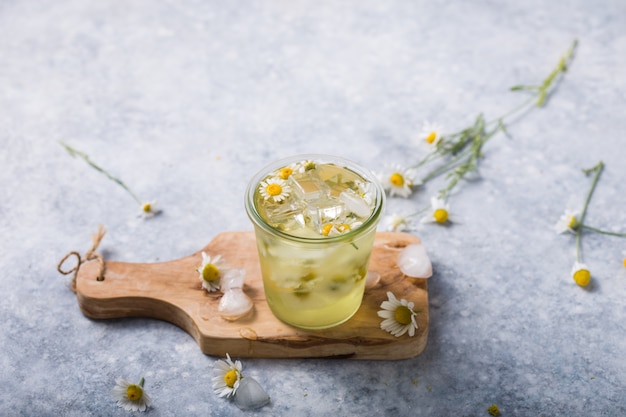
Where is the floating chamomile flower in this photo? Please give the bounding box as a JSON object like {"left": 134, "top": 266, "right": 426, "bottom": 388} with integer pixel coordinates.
{"left": 325, "top": 218, "right": 363, "bottom": 237}
{"left": 377, "top": 291, "right": 418, "bottom": 337}
{"left": 555, "top": 209, "right": 579, "bottom": 234}
{"left": 421, "top": 197, "right": 455, "bottom": 225}
{"left": 197, "top": 252, "right": 227, "bottom": 292}
{"left": 259, "top": 177, "right": 292, "bottom": 203}
{"left": 419, "top": 121, "right": 444, "bottom": 148}
{"left": 274, "top": 163, "right": 298, "bottom": 180}
{"left": 296, "top": 160, "right": 316, "bottom": 173}
{"left": 112, "top": 377, "right": 152, "bottom": 412}
{"left": 571, "top": 261, "right": 591, "bottom": 287}
{"left": 381, "top": 214, "right": 411, "bottom": 232}
{"left": 378, "top": 165, "right": 419, "bottom": 198}
{"left": 212, "top": 353, "right": 243, "bottom": 398}
{"left": 356, "top": 180, "right": 376, "bottom": 207}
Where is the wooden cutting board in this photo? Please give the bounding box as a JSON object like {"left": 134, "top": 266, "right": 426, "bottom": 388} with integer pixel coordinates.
{"left": 75, "top": 231, "right": 429, "bottom": 360}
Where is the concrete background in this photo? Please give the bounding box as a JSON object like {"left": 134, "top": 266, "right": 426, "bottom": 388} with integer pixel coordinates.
{"left": 1, "top": 0, "right": 625, "bottom": 415}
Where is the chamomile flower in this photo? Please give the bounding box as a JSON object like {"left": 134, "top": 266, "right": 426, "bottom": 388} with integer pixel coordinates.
{"left": 140, "top": 201, "right": 159, "bottom": 218}
{"left": 321, "top": 218, "right": 363, "bottom": 236}
{"left": 378, "top": 165, "right": 419, "bottom": 198}
{"left": 418, "top": 121, "right": 444, "bottom": 148}
{"left": 421, "top": 197, "right": 455, "bottom": 225}
{"left": 356, "top": 180, "right": 376, "bottom": 207}
{"left": 212, "top": 353, "right": 243, "bottom": 398}
{"left": 197, "top": 252, "right": 227, "bottom": 292}
{"left": 571, "top": 261, "right": 591, "bottom": 287}
{"left": 555, "top": 209, "right": 579, "bottom": 234}
{"left": 295, "top": 160, "right": 317, "bottom": 173}
{"left": 377, "top": 291, "right": 418, "bottom": 337}
{"left": 273, "top": 163, "right": 298, "bottom": 180}
{"left": 112, "top": 377, "right": 152, "bottom": 412}
{"left": 259, "top": 177, "right": 292, "bottom": 203}
{"left": 381, "top": 214, "right": 412, "bottom": 232}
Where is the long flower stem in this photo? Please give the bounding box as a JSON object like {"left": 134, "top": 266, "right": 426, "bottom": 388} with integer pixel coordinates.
{"left": 582, "top": 225, "right": 626, "bottom": 238}
{"left": 575, "top": 161, "right": 604, "bottom": 262}
{"left": 410, "top": 41, "right": 577, "bottom": 200}
{"left": 59, "top": 141, "right": 142, "bottom": 205}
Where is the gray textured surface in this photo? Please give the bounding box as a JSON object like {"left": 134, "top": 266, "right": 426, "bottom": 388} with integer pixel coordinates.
{"left": 1, "top": 0, "right": 625, "bottom": 415}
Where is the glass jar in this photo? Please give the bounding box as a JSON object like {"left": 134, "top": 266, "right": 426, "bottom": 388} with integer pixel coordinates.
{"left": 245, "top": 154, "right": 385, "bottom": 329}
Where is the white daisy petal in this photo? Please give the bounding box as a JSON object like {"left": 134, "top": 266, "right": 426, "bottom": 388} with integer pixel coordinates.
{"left": 213, "top": 353, "right": 243, "bottom": 398}
{"left": 139, "top": 201, "right": 159, "bottom": 219}
{"left": 419, "top": 121, "right": 444, "bottom": 148}
{"left": 420, "top": 196, "right": 455, "bottom": 225}
{"left": 555, "top": 209, "right": 580, "bottom": 234}
{"left": 259, "top": 177, "right": 292, "bottom": 203}
{"left": 377, "top": 292, "right": 418, "bottom": 337}
{"left": 571, "top": 261, "right": 591, "bottom": 287}
{"left": 197, "top": 252, "right": 228, "bottom": 292}
{"left": 378, "top": 165, "right": 418, "bottom": 198}
{"left": 111, "top": 377, "right": 151, "bottom": 412}
{"left": 380, "top": 213, "right": 413, "bottom": 232}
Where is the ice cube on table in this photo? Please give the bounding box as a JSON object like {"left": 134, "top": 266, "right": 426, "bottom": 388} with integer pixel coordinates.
{"left": 340, "top": 189, "right": 372, "bottom": 218}
{"left": 264, "top": 201, "right": 305, "bottom": 231}
{"left": 305, "top": 198, "right": 345, "bottom": 232}
{"left": 289, "top": 172, "right": 329, "bottom": 201}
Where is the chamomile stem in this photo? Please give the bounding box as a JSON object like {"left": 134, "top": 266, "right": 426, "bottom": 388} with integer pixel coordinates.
{"left": 59, "top": 141, "right": 142, "bottom": 205}
{"left": 486, "top": 96, "right": 536, "bottom": 128}
{"left": 575, "top": 161, "right": 604, "bottom": 262}
{"left": 421, "top": 147, "right": 473, "bottom": 183}
{"left": 582, "top": 225, "right": 626, "bottom": 238}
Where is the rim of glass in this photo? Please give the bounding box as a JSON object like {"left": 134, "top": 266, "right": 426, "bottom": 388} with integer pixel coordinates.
{"left": 245, "top": 154, "right": 386, "bottom": 244}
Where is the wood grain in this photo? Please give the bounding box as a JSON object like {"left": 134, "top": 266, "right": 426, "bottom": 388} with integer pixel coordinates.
{"left": 75, "top": 231, "right": 429, "bottom": 360}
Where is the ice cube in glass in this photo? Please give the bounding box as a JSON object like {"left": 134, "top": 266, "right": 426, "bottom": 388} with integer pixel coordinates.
{"left": 339, "top": 189, "right": 372, "bottom": 218}
{"left": 289, "top": 172, "right": 329, "bottom": 201}
{"left": 264, "top": 201, "right": 305, "bottom": 231}
{"left": 305, "top": 198, "right": 346, "bottom": 232}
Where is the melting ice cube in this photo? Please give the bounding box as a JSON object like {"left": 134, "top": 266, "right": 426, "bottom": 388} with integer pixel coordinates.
{"left": 264, "top": 201, "right": 305, "bottom": 230}
{"left": 340, "top": 189, "right": 371, "bottom": 218}
{"left": 289, "top": 172, "right": 329, "bottom": 201}
{"left": 305, "top": 198, "right": 345, "bottom": 232}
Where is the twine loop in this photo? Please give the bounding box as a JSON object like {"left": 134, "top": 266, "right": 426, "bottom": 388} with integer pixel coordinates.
{"left": 57, "top": 225, "right": 107, "bottom": 292}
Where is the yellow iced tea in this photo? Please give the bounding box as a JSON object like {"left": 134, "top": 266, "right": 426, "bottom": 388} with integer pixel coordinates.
{"left": 245, "top": 155, "right": 385, "bottom": 329}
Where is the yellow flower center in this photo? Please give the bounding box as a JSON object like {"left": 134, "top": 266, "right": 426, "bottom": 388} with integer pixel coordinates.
{"left": 266, "top": 183, "right": 283, "bottom": 197}
{"left": 573, "top": 269, "right": 591, "bottom": 287}
{"left": 142, "top": 203, "right": 151, "bottom": 213}
{"left": 425, "top": 131, "right": 437, "bottom": 144}
{"left": 126, "top": 384, "right": 143, "bottom": 401}
{"left": 433, "top": 208, "right": 449, "bottom": 223}
{"left": 321, "top": 223, "right": 333, "bottom": 236}
{"left": 202, "top": 263, "right": 220, "bottom": 282}
{"left": 568, "top": 215, "right": 577, "bottom": 229}
{"left": 224, "top": 370, "right": 238, "bottom": 388}
{"left": 278, "top": 167, "right": 293, "bottom": 179}
{"left": 394, "top": 305, "right": 413, "bottom": 325}
{"left": 338, "top": 223, "right": 351, "bottom": 233}
{"left": 623, "top": 258, "right": 626, "bottom": 268}
{"left": 390, "top": 173, "right": 404, "bottom": 187}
